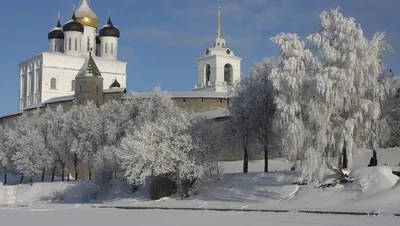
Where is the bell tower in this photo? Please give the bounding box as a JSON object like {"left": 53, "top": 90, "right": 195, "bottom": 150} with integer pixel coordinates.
{"left": 194, "top": 7, "right": 241, "bottom": 93}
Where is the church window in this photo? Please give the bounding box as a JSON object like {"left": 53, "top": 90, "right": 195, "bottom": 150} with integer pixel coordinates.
{"left": 205, "top": 64, "right": 211, "bottom": 85}
{"left": 217, "top": 42, "right": 220, "bottom": 46}
{"left": 87, "top": 36, "right": 90, "bottom": 52}
{"left": 105, "top": 43, "right": 108, "bottom": 54}
{"left": 68, "top": 38, "right": 72, "bottom": 50}
{"left": 111, "top": 43, "right": 114, "bottom": 54}
{"left": 224, "top": 64, "right": 233, "bottom": 85}
{"left": 222, "top": 43, "right": 225, "bottom": 47}
{"left": 71, "top": 80, "right": 76, "bottom": 91}
{"left": 50, "top": 78, "right": 56, "bottom": 90}
{"left": 75, "top": 38, "right": 78, "bottom": 51}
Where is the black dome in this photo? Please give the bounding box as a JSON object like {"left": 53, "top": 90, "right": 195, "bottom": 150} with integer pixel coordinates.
{"left": 109, "top": 79, "right": 121, "bottom": 88}
{"left": 48, "top": 19, "right": 64, "bottom": 39}
{"left": 63, "top": 12, "right": 84, "bottom": 33}
{"left": 99, "top": 17, "right": 120, "bottom": 38}
{"left": 96, "top": 35, "right": 101, "bottom": 45}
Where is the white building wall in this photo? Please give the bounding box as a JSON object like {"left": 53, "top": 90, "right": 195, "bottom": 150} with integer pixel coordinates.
{"left": 64, "top": 31, "right": 82, "bottom": 56}
{"left": 81, "top": 26, "right": 97, "bottom": 56}
{"left": 18, "top": 53, "right": 127, "bottom": 109}
{"left": 100, "top": 37, "right": 118, "bottom": 61}
{"left": 49, "top": 39, "right": 64, "bottom": 53}
{"left": 195, "top": 53, "right": 241, "bottom": 92}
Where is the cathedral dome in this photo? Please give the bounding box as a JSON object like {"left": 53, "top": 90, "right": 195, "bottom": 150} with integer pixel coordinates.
{"left": 109, "top": 79, "right": 121, "bottom": 88}
{"left": 75, "top": 0, "right": 99, "bottom": 28}
{"left": 63, "top": 12, "right": 84, "bottom": 33}
{"left": 99, "top": 17, "right": 120, "bottom": 38}
{"left": 48, "top": 18, "right": 64, "bottom": 40}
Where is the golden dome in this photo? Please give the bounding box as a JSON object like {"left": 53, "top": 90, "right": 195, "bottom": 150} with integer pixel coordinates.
{"left": 75, "top": 0, "right": 99, "bottom": 28}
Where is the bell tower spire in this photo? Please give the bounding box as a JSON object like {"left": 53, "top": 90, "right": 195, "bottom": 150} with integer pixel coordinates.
{"left": 217, "top": 6, "right": 221, "bottom": 38}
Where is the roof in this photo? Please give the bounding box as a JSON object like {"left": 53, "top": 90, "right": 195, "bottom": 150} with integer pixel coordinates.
{"left": 76, "top": 54, "right": 102, "bottom": 78}
{"left": 103, "top": 88, "right": 126, "bottom": 93}
{"left": 124, "top": 91, "right": 230, "bottom": 99}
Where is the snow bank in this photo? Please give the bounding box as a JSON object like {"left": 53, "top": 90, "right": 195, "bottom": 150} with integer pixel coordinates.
{"left": 349, "top": 167, "right": 399, "bottom": 195}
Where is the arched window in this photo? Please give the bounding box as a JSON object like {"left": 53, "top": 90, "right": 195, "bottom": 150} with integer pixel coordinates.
{"left": 224, "top": 64, "right": 233, "bottom": 85}
{"left": 50, "top": 78, "right": 56, "bottom": 90}
{"left": 75, "top": 38, "right": 78, "bottom": 51}
{"left": 68, "top": 38, "right": 72, "bottom": 50}
{"left": 87, "top": 36, "right": 90, "bottom": 52}
{"left": 71, "top": 80, "right": 76, "bottom": 91}
{"left": 105, "top": 43, "right": 108, "bottom": 54}
{"left": 111, "top": 43, "right": 114, "bottom": 54}
{"left": 217, "top": 42, "right": 220, "bottom": 46}
{"left": 205, "top": 64, "right": 211, "bottom": 85}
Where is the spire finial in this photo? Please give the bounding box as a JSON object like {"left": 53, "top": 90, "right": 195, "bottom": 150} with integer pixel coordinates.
{"left": 82, "top": 0, "right": 89, "bottom": 7}
{"left": 73, "top": 3, "right": 76, "bottom": 11}
{"left": 217, "top": 6, "right": 221, "bottom": 38}
{"left": 58, "top": 12, "right": 60, "bottom": 20}
{"left": 56, "top": 12, "right": 62, "bottom": 27}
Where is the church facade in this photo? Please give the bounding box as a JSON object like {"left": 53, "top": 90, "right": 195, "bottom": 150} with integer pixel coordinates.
{"left": 1, "top": 1, "right": 240, "bottom": 127}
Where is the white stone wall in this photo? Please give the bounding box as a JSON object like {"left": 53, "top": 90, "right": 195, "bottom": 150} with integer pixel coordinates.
{"left": 195, "top": 48, "right": 241, "bottom": 93}
{"left": 18, "top": 53, "right": 127, "bottom": 109}
{"left": 64, "top": 31, "right": 83, "bottom": 56}
{"left": 100, "top": 36, "right": 118, "bottom": 61}
{"left": 81, "top": 26, "right": 97, "bottom": 56}
{"left": 49, "top": 39, "right": 64, "bottom": 53}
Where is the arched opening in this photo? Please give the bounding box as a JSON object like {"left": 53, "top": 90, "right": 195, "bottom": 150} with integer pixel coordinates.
{"left": 68, "top": 38, "right": 72, "bottom": 51}
{"left": 111, "top": 43, "right": 114, "bottom": 54}
{"left": 205, "top": 64, "right": 211, "bottom": 85}
{"left": 50, "top": 78, "right": 56, "bottom": 90}
{"left": 224, "top": 64, "right": 233, "bottom": 85}
{"left": 71, "top": 80, "right": 76, "bottom": 91}
{"left": 75, "top": 38, "right": 78, "bottom": 51}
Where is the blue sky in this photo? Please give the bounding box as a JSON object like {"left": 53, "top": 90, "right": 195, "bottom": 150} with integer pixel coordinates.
{"left": 0, "top": 0, "right": 398, "bottom": 115}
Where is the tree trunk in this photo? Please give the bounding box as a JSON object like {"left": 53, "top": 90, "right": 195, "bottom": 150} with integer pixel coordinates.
{"left": 51, "top": 166, "right": 56, "bottom": 182}
{"left": 3, "top": 168, "right": 7, "bottom": 185}
{"left": 41, "top": 167, "right": 45, "bottom": 182}
{"left": 29, "top": 175, "right": 34, "bottom": 186}
{"left": 61, "top": 167, "right": 65, "bottom": 182}
{"left": 89, "top": 169, "right": 92, "bottom": 180}
{"left": 74, "top": 158, "right": 78, "bottom": 181}
{"left": 264, "top": 146, "right": 269, "bottom": 172}
{"left": 75, "top": 171, "right": 78, "bottom": 181}
{"left": 19, "top": 174, "right": 24, "bottom": 184}
{"left": 342, "top": 147, "right": 348, "bottom": 169}
{"left": 243, "top": 147, "right": 249, "bottom": 173}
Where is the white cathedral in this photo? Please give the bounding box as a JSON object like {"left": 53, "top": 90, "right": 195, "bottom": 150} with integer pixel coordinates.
{"left": 18, "top": 0, "right": 242, "bottom": 110}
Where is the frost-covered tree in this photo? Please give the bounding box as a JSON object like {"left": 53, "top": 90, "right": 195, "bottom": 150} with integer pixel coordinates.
{"left": 229, "top": 58, "right": 278, "bottom": 172}
{"left": 48, "top": 105, "right": 74, "bottom": 181}
{"left": 118, "top": 89, "right": 202, "bottom": 192}
{"left": 10, "top": 113, "right": 47, "bottom": 184}
{"left": 189, "top": 117, "right": 223, "bottom": 178}
{"left": 270, "top": 8, "right": 390, "bottom": 183}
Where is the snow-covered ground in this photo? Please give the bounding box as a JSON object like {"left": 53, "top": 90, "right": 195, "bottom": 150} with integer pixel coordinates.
{"left": 1, "top": 148, "right": 400, "bottom": 218}
{"left": 0, "top": 206, "right": 399, "bottom": 226}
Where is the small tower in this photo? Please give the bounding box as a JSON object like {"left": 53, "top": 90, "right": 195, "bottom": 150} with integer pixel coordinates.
{"left": 99, "top": 17, "right": 120, "bottom": 61}
{"left": 75, "top": 52, "right": 104, "bottom": 106}
{"left": 194, "top": 7, "right": 241, "bottom": 92}
{"left": 63, "top": 11, "right": 84, "bottom": 56}
{"left": 48, "top": 13, "right": 64, "bottom": 53}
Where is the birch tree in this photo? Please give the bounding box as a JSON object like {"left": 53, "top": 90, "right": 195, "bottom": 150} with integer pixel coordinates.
{"left": 270, "top": 8, "right": 390, "bottom": 183}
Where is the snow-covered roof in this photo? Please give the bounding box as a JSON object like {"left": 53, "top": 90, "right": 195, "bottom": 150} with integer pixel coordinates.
{"left": 124, "top": 91, "right": 230, "bottom": 99}
{"left": 189, "top": 108, "right": 230, "bottom": 120}
{"left": 1, "top": 110, "right": 24, "bottom": 118}
{"left": 44, "top": 95, "right": 74, "bottom": 104}
{"left": 103, "top": 88, "right": 126, "bottom": 93}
